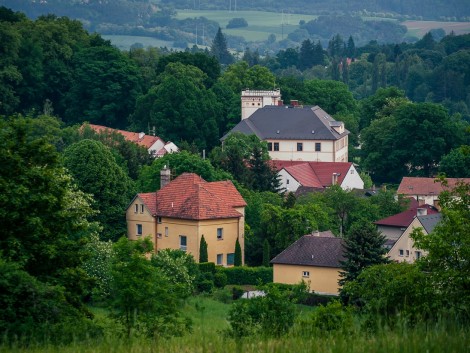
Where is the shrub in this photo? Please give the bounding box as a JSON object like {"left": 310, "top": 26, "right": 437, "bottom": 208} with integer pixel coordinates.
{"left": 310, "top": 300, "right": 354, "bottom": 332}
{"left": 220, "top": 266, "right": 273, "bottom": 285}
{"left": 212, "top": 287, "right": 232, "bottom": 304}
{"left": 232, "top": 286, "right": 245, "bottom": 300}
{"left": 214, "top": 271, "right": 227, "bottom": 288}
{"left": 198, "top": 262, "right": 216, "bottom": 275}
{"left": 226, "top": 18, "right": 248, "bottom": 29}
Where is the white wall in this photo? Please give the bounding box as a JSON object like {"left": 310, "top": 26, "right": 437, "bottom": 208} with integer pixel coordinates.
{"left": 278, "top": 169, "right": 302, "bottom": 193}
{"left": 388, "top": 217, "right": 427, "bottom": 263}
{"left": 340, "top": 165, "right": 364, "bottom": 190}
{"left": 267, "top": 140, "right": 336, "bottom": 162}
{"left": 148, "top": 139, "right": 165, "bottom": 154}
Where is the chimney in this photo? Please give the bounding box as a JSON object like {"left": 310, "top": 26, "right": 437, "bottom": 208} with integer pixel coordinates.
{"left": 312, "top": 230, "right": 320, "bottom": 237}
{"left": 139, "top": 132, "right": 145, "bottom": 139}
{"left": 332, "top": 173, "right": 339, "bottom": 186}
{"left": 277, "top": 100, "right": 283, "bottom": 106}
{"left": 291, "top": 100, "right": 299, "bottom": 107}
{"left": 417, "top": 207, "right": 427, "bottom": 216}
{"left": 160, "top": 165, "right": 171, "bottom": 189}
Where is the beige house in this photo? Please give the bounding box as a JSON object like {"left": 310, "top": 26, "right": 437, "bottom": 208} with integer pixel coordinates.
{"left": 388, "top": 213, "right": 441, "bottom": 263}
{"left": 271, "top": 231, "right": 345, "bottom": 295}
{"left": 222, "top": 104, "right": 349, "bottom": 163}
{"left": 397, "top": 177, "right": 470, "bottom": 210}
{"left": 126, "top": 172, "right": 246, "bottom": 265}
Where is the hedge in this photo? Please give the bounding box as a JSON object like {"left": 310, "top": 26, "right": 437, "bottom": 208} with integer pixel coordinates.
{"left": 217, "top": 266, "right": 273, "bottom": 285}
{"left": 198, "top": 262, "right": 216, "bottom": 274}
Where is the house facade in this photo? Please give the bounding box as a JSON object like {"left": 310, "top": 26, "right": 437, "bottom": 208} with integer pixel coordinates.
{"left": 397, "top": 177, "right": 470, "bottom": 209}
{"left": 271, "top": 231, "right": 345, "bottom": 295}
{"left": 388, "top": 213, "right": 441, "bottom": 263}
{"left": 126, "top": 173, "right": 246, "bottom": 265}
{"left": 241, "top": 89, "right": 282, "bottom": 120}
{"left": 272, "top": 161, "right": 364, "bottom": 192}
{"left": 222, "top": 105, "right": 349, "bottom": 163}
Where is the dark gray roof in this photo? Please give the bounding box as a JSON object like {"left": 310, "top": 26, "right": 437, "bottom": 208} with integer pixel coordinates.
{"left": 417, "top": 213, "right": 442, "bottom": 234}
{"left": 221, "top": 105, "right": 349, "bottom": 141}
{"left": 270, "top": 231, "right": 345, "bottom": 268}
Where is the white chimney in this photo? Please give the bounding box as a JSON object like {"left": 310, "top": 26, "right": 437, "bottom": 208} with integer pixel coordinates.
{"left": 139, "top": 132, "right": 145, "bottom": 139}
{"left": 417, "top": 207, "right": 427, "bottom": 216}
{"left": 160, "top": 165, "right": 171, "bottom": 189}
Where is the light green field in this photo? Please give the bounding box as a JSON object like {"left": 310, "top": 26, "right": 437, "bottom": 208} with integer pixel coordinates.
{"left": 102, "top": 35, "right": 175, "bottom": 50}
{"left": 402, "top": 20, "right": 470, "bottom": 37}
{"left": 176, "top": 10, "right": 317, "bottom": 41}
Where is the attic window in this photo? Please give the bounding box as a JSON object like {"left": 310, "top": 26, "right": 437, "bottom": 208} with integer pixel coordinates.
{"left": 302, "top": 271, "right": 310, "bottom": 278}
{"left": 134, "top": 204, "right": 138, "bottom": 213}
{"left": 157, "top": 216, "right": 162, "bottom": 224}
{"left": 140, "top": 204, "right": 144, "bottom": 213}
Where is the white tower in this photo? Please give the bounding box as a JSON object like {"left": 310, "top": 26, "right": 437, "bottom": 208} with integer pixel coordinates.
{"left": 241, "top": 89, "right": 282, "bottom": 120}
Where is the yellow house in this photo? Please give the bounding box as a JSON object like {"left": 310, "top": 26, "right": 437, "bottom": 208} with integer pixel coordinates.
{"left": 126, "top": 173, "right": 246, "bottom": 265}
{"left": 271, "top": 231, "right": 345, "bottom": 295}
{"left": 388, "top": 213, "right": 441, "bottom": 263}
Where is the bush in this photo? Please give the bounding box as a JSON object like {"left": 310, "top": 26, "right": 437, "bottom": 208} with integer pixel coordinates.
{"left": 212, "top": 287, "right": 233, "bottom": 304}
{"left": 197, "top": 279, "right": 214, "bottom": 293}
{"left": 226, "top": 18, "right": 248, "bottom": 29}
{"left": 310, "top": 300, "right": 353, "bottom": 332}
{"left": 198, "top": 262, "right": 216, "bottom": 275}
{"left": 220, "top": 266, "right": 273, "bottom": 285}
{"left": 214, "top": 271, "right": 227, "bottom": 288}
{"left": 232, "top": 286, "right": 245, "bottom": 300}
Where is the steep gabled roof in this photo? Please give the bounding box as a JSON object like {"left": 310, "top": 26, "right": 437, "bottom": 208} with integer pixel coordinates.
{"left": 87, "top": 124, "right": 164, "bottom": 149}
{"left": 222, "top": 105, "right": 349, "bottom": 141}
{"left": 137, "top": 173, "right": 246, "bottom": 220}
{"left": 374, "top": 204, "right": 439, "bottom": 228}
{"left": 417, "top": 213, "right": 442, "bottom": 234}
{"left": 273, "top": 161, "right": 352, "bottom": 188}
{"left": 397, "top": 177, "right": 470, "bottom": 196}
{"left": 271, "top": 231, "right": 345, "bottom": 268}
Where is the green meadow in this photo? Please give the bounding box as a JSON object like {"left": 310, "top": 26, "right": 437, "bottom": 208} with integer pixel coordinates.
{"left": 175, "top": 10, "right": 317, "bottom": 41}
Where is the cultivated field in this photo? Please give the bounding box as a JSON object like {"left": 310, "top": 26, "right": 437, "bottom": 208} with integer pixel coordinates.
{"left": 175, "top": 10, "right": 317, "bottom": 41}
{"left": 403, "top": 20, "right": 470, "bottom": 37}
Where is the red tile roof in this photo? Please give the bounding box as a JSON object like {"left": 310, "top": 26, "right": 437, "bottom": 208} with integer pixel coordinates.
{"left": 138, "top": 173, "right": 246, "bottom": 220}
{"left": 374, "top": 204, "right": 439, "bottom": 227}
{"left": 397, "top": 177, "right": 470, "bottom": 196}
{"left": 271, "top": 160, "right": 352, "bottom": 188}
{"left": 87, "top": 124, "right": 164, "bottom": 149}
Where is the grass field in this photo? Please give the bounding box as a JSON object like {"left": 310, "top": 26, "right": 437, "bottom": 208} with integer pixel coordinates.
{"left": 2, "top": 296, "right": 469, "bottom": 353}
{"left": 102, "top": 35, "right": 175, "bottom": 50}
{"left": 175, "top": 10, "right": 317, "bottom": 41}
{"left": 402, "top": 20, "right": 470, "bottom": 37}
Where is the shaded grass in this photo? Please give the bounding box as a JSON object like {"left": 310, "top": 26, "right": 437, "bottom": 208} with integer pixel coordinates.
{"left": 2, "top": 298, "right": 468, "bottom": 353}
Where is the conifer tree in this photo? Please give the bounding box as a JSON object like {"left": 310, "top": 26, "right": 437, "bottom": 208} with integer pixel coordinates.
{"left": 199, "top": 235, "right": 208, "bottom": 263}
{"left": 339, "top": 222, "right": 389, "bottom": 287}
{"left": 346, "top": 35, "right": 356, "bottom": 58}
{"left": 234, "top": 237, "right": 242, "bottom": 266}
{"left": 210, "top": 27, "right": 234, "bottom": 65}
{"left": 262, "top": 239, "right": 271, "bottom": 267}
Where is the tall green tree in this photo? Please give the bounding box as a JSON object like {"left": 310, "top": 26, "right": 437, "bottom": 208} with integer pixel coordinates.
{"left": 339, "top": 221, "right": 389, "bottom": 287}
{"left": 262, "top": 239, "right": 271, "bottom": 267}
{"left": 110, "top": 238, "right": 190, "bottom": 338}
{"left": 63, "top": 139, "right": 135, "bottom": 241}
{"left": 210, "top": 27, "right": 233, "bottom": 65}
{"left": 130, "top": 62, "right": 221, "bottom": 150}
{"left": 234, "top": 237, "right": 242, "bottom": 266}
{"left": 439, "top": 145, "right": 470, "bottom": 178}
{"left": 199, "top": 235, "right": 208, "bottom": 263}
{"left": 411, "top": 180, "right": 470, "bottom": 318}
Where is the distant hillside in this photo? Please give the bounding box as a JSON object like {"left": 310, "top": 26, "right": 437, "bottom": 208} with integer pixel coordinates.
{"left": 163, "top": 0, "right": 470, "bottom": 20}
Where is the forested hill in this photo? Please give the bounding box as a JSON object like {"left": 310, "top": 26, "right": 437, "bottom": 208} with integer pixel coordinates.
{"left": 2, "top": 0, "right": 470, "bottom": 21}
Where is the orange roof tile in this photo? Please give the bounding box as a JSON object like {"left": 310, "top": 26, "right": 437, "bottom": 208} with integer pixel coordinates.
{"left": 397, "top": 177, "right": 470, "bottom": 196}
{"left": 87, "top": 124, "right": 164, "bottom": 149}
{"left": 138, "top": 173, "right": 246, "bottom": 220}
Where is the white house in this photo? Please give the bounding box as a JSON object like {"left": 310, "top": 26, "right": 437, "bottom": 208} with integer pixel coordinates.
{"left": 271, "top": 161, "right": 364, "bottom": 193}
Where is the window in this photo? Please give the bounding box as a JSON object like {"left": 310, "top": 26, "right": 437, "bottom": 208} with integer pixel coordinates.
{"left": 217, "top": 254, "right": 223, "bottom": 265}
{"left": 399, "top": 249, "right": 404, "bottom": 257}
{"left": 227, "top": 253, "right": 235, "bottom": 266}
{"left": 415, "top": 251, "right": 422, "bottom": 259}
{"left": 286, "top": 179, "right": 290, "bottom": 185}
{"left": 302, "top": 271, "right": 310, "bottom": 278}
{"left": 274, "top": 142, "right": 279, "bottom": 151}
{"left": 406, "top": 250, "right": 410, "bottom": 257}
{"left": 136, "top": 224, "right": 143, "bottom": 236}
{"left": 350, "top": 169, "right": 354, "bottom": 174}
{"left": 134, "top": 204, "right": 138, "bottom": 213}
{"left": 297, "top": 142, "right": 303, "bottom": 151}
{"left": 165, "top": 227, "right": 169, "bottom": 237}
{"left": 140, "top": 204, "right": 144, "bottom": 213}
{"left": 315, "top": 142, "right": 321, "bottom": 152}
{"left": 217, "top": 228, "right": 223, "bottom": 240}
{"left": 180, "top": 235, "right": 187, "bottom": 251}
{"left": 157, "top": 216, "right": 162, "bottom": 224}
{"left": 268, "top": 142, "right": 272, "bottom": 151}
{"left": 157, "top": 233, "right": 162, "bottom": 239}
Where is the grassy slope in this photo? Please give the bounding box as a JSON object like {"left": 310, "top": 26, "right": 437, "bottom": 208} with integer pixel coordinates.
{"left": 3, "top": 297, "right": 469, "bottom": 353}
{"left": 175, "top": 10, "right": 317, "bottom": 41}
